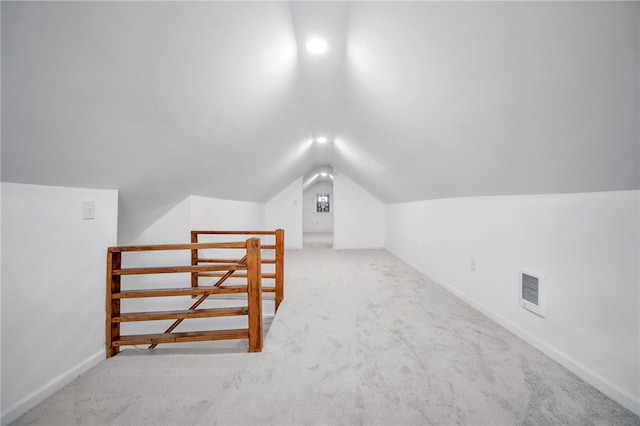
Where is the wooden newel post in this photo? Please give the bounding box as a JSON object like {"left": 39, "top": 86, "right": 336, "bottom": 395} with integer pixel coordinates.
{"left": 190, "top": 231, "right": 198, "bottom": 294}
{"left": 275, "top": 229, "right": 284, "bottom": 311}
{"left": 106, "top": 248, "right": 121, "bottom": 358}
{"left": 246, "top": 238, "right": 263, "bottom": 352}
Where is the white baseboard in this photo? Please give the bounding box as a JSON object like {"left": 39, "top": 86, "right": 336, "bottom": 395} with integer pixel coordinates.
{"left": 385, "top": 247, "right": 640, "bottom": 416}
{"left": 1, "top": 350, "right": 105, "bottom": 426}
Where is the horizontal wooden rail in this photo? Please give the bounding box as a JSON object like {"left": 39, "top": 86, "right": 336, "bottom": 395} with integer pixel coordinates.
{"left": 113, "top": 329, "right": 249, "bottom": 347}
{"left": 190, "top": 229, "right": 284, "bottom": 311}
{"left": 113, "top": 285, "right": 248, "bottom": 299}
{"left": 113, "top": 264, "right": 245, "bottom": 276}
{"left": 106, "top": 237, "right": 263, "bottom": 357}
{"left": 196, "top": 258, "right": 276, "bottom": 264}
{"left": 111, "top": 242, "right": 248, "bottom": 252}
{"left": 191, "top": 230, "right": 277, "bottom": 235}
{"left": 198, "top": 272, "right": 276, "bottom": 279}
{"left": 113, "top": 307, "right": 249, "bottom": 323}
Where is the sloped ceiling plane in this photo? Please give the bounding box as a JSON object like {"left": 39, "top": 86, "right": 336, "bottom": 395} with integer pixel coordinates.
{"left": 2, "top": 1, "right": 638, "bottom": 239}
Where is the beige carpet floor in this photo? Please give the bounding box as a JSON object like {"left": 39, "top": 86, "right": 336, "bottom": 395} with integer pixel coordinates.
{"left": 13, "top": 234, "right": 639, "bottom": 425}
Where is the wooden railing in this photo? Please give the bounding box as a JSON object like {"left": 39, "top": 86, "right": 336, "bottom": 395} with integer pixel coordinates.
{"left": 190, "top": 229, "right": 284, "bottom": 311}
{"left": 106, "top": 238, "right": 263, "bottom": 357}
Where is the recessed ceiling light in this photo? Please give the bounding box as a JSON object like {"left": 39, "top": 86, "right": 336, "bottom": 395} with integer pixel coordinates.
{"left": 321, "top": 172, "right": 328, "bottom": 177}
{"left": 306, "top": 38, "right": 328, "bottom": 55}
{"left": 316, "top": 137, "right": 328, "bottom": 144}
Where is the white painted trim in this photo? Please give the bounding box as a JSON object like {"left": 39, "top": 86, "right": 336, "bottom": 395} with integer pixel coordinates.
{"left": 385, "top": 247, "right": 640, "bottom": 416}
{"left": 1, "top": 350, "right": 105, "bottom": 426}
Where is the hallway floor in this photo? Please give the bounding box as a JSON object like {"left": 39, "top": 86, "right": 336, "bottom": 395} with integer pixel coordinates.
{"left": 303, "top": 232, "right": 333, "bottom": 249}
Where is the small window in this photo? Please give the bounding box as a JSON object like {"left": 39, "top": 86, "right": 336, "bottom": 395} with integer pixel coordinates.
{"left": 316, "top": 193, "right": 330, "bottom": 212}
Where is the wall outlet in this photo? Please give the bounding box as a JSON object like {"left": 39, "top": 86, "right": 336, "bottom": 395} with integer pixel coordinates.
{"left": 470, "top": 258, "right": 476, "bottom": 271}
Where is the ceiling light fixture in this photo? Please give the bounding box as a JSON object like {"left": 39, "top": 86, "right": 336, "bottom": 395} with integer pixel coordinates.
{"left": 306, "top": 38, "right": 328, "bottom": 55}
{"left": 316, "top": 136, "right": 328, "bottom": 144}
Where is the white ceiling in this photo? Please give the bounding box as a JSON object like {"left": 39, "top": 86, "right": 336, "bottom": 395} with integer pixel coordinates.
{"left": 2, "top": 1, "right": 638, "bottom": 237}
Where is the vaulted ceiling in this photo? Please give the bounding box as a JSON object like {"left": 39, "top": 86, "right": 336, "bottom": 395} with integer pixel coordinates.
{"left": 2, "top": 1, "right": 638, "bottom": 236}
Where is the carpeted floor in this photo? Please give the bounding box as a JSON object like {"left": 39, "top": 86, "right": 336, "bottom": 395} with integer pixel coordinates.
{"left": 13, "top": 234, "right": 639, "bottom": 425}
{"left": 303, "top": 232, "right": 333, "bottom": 249}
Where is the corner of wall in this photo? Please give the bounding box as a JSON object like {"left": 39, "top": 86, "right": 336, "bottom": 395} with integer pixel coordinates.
{"left": 333, "top": 171, "right": 385, "bottom": 249}
{"left": 265, "top": 177, "right": 303, "bottom": 249}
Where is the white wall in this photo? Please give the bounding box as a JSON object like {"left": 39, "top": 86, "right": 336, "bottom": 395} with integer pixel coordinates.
{"left": 130, "top": 196, "right": 192, "bottom": 245}
{"left": 265, "top": 177, "right": 303, "bottom": 249}
{"left": 190, "top": 195, "right": 265, "bottom": 232}
{"left": 127, "top": 193, "right": 266, "bottom": 265}
{"left": 128, "top": 194, "right": 268, "bottom": 246}
{"left": 303, "top": 180, "right": 334, "bottom": 233}
{"left": 385, "top": 190, "right": 640, "bottom": 415}
{"left": 333, "top": 171, "right": 385, "bottom": 249}
{"left": 0, "top": 183, "right": 3, "bottom": 422}
{"left": 1, "top": 183, "right": 119, "bottom": 425}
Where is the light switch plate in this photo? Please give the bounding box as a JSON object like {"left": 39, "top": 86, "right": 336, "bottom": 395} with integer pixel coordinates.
{"left": 83, "top": 200, "right": 95, "bottom": 220}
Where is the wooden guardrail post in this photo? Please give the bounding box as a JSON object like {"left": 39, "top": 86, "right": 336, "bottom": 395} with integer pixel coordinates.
{"left": 275, "top": 229, "right": 284, "bottom": 311}
{"left": 246, "top": 237, "right": 263, "bottom": 352}
{"left": 106, "top": 248, "right": 121, "bottom": 358}
{"left": 190, "top": 231, "right": 198, "bottom": 292}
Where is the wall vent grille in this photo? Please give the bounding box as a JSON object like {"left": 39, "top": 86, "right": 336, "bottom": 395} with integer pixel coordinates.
{"left": 520, "top": 270, "right": 546, "bottom": 317}
{"left": 522, "top": 274, "right": 539, "bottom": 304}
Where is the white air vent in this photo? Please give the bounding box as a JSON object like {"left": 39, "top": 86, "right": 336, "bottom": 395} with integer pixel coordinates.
{"left": 520, "top": 270, "right": 547, "bottom": 317}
